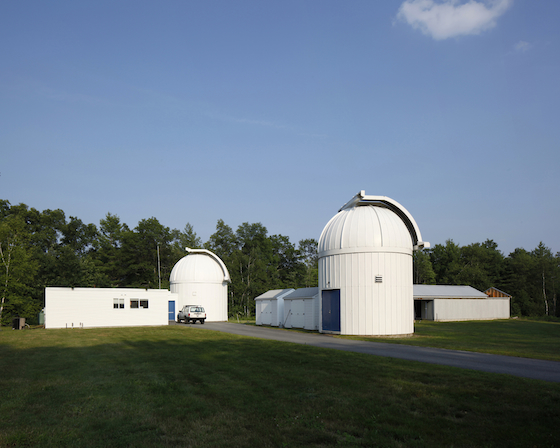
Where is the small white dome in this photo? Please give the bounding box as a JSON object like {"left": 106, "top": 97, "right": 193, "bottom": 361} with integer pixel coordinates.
{"left": 170, "top": 253, "right": 227, "bottom": 284}
{"left": 318, "top": 205, "right": 413, "bottom": 255}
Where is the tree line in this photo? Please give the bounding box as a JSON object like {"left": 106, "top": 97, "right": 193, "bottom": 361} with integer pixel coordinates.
{"left": 414, "top": 239, "right": 559, "bottom": 317}
{"left": 1, "top": 200, "right": 558, "bottom": 325}
{"left": 0, "top": 201, "right": 318, "bottom": 325}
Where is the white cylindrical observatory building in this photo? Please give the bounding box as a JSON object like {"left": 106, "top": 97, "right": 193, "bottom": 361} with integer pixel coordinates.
{"left": 318, "top": 191, "right": 428, "bottom": 336}
{"left": 170, "top": 248, "right": 231, "bottom": 322}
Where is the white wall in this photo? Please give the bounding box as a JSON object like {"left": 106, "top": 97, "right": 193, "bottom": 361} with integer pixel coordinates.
{"left": 255, "top": 297, "right": 285, "bottom": 327}
{"left": 284, "top": 299, "right": 305, "bottom": 328}
{"left": 255, "top": 289, "right": 296, "bottom": 327}
{"left": 255, "top": 299, "right": 271, "bottom": 326}
{"left": 319, "top": 251, "right": 413, "bottom": 335}
{"left": 432, "top": 298, "right": 510, "bottom": 321}
{"left": 284, "top": 297, "right": 319, "bottom": 330}
{"left": 304, "top": 297, "right": 320, "bottom": 330}
{"left": 171, "top": 281, "right": 228, "bottom": 322}
{"left": 45, "top": 287, "right": 177, "bottom": 329}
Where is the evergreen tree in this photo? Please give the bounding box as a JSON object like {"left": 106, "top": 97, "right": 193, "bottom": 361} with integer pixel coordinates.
{"left": 171, "top": 223, "right": 202, "bottom": 264}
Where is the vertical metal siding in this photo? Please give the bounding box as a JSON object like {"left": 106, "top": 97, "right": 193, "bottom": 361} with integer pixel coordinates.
{"left": 318, "top": 203, "right": 415, "bottom": 336}
{"left": 320, "top": 251, "right": 413, "bottom": 336}
{"left": 271, "top": 300, "right": 278, "bottom": 326}
{"left": 433, "top": 298, "right": 510, "bottom": 321}
{"left": 255, "top": 301, "right": 263, "bottom": 325}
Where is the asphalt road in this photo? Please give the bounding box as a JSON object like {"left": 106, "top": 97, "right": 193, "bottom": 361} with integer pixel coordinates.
{"left": 181, "top": 321, "right": 560, "bottom": 383}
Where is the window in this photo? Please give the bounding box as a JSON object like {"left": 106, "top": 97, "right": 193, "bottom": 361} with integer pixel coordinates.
{"left": 113, "top": 298, "right": 124, "bottom": 309}
{"left": 130, "top": 299, "right": 149, "bottom": 309}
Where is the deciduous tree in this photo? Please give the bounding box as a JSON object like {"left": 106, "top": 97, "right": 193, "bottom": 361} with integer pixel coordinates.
{"left": 413, "top": 250, "right": 436, "bottom": 284}
{"left": 0, "top": 211, "right": 38, "bottom": 325}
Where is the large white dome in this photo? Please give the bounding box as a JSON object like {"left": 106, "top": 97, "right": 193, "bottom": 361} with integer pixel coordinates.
{"left": 318, "top": 205, "right": 413, "bottom": 256}
{"left": 317, "top": 192, "right": 428, "bottom": 336}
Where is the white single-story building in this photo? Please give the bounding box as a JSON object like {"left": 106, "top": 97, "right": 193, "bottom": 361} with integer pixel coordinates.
{"left": 282, "top": 287, "right": 320, "bottom": 330}
{"left": 255, "top": 289, "right": 294, "bottom": 327}
{"left": 413, "top": 285, "right": 510, "bottom": 321}
{"left": 45, "top": 287, "right": 178, "bottom": 329}
{"left": 44, "top": 248, "right": 230, "bottom": 329}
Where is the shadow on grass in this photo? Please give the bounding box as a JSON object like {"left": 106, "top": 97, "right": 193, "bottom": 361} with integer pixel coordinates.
{"left": 1, "top": 326, "right": 560, "bottom": 447}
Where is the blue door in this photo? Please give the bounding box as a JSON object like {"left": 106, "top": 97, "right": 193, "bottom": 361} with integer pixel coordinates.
{"left": 168, "top": 301, "right": 175, "bottom": 321}
{"left": 322, "top": 290, "right": 340, "bottom": 332}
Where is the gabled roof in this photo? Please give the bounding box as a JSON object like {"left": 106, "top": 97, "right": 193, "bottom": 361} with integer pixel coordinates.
{"left": 284, "top": 287, "right": 319, "bottom": 300}
{"left": 484, "top": 287, "right": 512, "bottom": 298}
{"left": 413, "top": 285, "right": 488, "bottom": 299}
{"left": 254, "top": 289, "right": 295, "bottom": 300}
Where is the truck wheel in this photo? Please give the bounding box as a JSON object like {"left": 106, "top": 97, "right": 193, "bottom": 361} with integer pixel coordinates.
{"left": 201, "top": 319, "right": 205, "bottom": 325}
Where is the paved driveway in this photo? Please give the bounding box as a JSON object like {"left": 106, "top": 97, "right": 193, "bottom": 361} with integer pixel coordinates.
{"left": 184, "top": 322, "right": 560, "bottom": 383}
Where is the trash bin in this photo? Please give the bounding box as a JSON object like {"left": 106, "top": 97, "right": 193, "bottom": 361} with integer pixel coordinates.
{"left": 38, "top": 309, "right": 45, "bottom": 325}
{"left": 12, "top": 317, "right": 25, "bottom": 330}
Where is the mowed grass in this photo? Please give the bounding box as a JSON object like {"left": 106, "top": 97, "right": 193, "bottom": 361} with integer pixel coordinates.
{"left": 344, "top": 319, "right": 560, "bottom": 361}
{"left": 1, "top": 325, "right": 559, "bottom": 448}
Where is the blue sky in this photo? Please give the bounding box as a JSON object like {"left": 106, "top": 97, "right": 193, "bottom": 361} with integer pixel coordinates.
{"left": 1, "top": 0, "right": 558, "bottom": 256}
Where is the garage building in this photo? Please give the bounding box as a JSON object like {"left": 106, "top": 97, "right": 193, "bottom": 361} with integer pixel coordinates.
{"left": 414, "top": 285, "right": 510, "bottom": 321}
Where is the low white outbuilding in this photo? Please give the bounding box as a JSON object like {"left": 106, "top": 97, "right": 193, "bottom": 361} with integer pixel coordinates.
{"left": 255, "top": 289, "right": 294, "bottom": 327}
{"left": 170, "top": 248, "right": 231, "bottom": 322}
{"left": 282, "top": 287, "right": 320, "bottom": 330}
{"left": 44, "top": 248, "right": 230, "bottom": 328}
{"left": 45, "top": 287, "right": 178, "bottom": 329}
{"left": 414, "top": 285, "right": 510, "bottom": 321}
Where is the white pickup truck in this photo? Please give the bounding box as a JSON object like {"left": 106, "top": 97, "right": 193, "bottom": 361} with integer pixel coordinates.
{"left": 177, "top": 305, "right": 206, "bottom": 324}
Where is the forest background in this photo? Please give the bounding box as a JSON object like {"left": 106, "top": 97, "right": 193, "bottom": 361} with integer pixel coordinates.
{"left": 1, "top": 200, "right": 558, "bottom": 325}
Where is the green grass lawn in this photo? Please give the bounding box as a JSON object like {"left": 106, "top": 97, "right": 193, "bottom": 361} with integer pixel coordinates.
{"left": 343, "top": 318, "right": 560, "bottom": 361}
{"left": 1, "top": 324, "right": 559, "bottom": 447}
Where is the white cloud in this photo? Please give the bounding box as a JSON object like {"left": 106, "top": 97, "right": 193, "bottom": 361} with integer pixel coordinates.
{"left": 397, "top": 0, "right": 513, "bottom": 40}
{"left": 514, "top": 40, "right": 532, "bottom": 52}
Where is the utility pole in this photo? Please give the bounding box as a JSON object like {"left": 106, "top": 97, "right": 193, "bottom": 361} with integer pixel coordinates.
{"left": 157, "top": 243, "right": 161, "bottom": 289}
